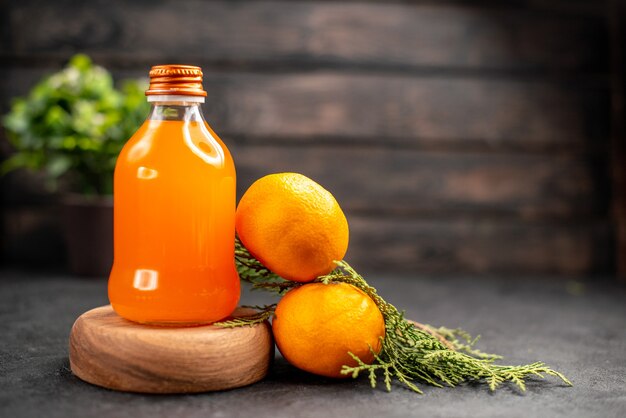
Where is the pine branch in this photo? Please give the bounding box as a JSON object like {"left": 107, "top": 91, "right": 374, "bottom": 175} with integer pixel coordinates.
{"left": 214, "top": 304, "right": 276, "bottom": 328}
{"left": 233, "top": 242, "right": 572, "bottom": 394}
{"left": 326, "top": 261, "right": 571, "bottom": 393}
{"left": 432, "top": 326, "right": 501, "bottom": 360}
{"left": 235, "top": 237, "right": 299, "bottom": 295}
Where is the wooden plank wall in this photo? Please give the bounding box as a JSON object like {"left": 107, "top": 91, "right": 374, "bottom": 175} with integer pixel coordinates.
{"left": 609, "top": 0, "right": 626, "bottom": 280}
{"left": 0, "top": 0, "right": 617, "bottom": 276}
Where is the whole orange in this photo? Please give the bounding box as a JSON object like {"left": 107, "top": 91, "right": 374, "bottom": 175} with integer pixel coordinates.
{"left": 235, "top": 173, "right": 349, "bottom": 282}
{"left": 272, "top": 282, "right": 385, "bottom": 378}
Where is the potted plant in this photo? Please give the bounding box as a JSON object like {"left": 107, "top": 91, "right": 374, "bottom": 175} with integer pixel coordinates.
{"left": 2, "top": 54, "right": 149, "bottom": 276}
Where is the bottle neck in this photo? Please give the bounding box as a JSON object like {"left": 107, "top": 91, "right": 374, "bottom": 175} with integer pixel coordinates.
{"left": 146, "top": 95, "right": 206, "bottom": 122}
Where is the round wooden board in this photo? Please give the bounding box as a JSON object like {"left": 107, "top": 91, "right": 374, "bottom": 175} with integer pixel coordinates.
{"left": 69, "top": 305, "right": 274, "bottom": 393}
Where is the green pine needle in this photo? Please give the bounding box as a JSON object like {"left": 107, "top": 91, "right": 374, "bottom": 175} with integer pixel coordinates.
{"left": 226, "top": 237, "right": 572, "bottom": 394}
{"left": 213, "top": 304, "right": 276, "bottom": 328}
{"left": 234, "top": 239, "right": 295, "bottom": 294}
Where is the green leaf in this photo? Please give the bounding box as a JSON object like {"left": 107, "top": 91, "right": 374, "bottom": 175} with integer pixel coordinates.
{"left": 1, "top": 154, "right": 31, "bottom": 175}
{"left": 1, "top": 53, "right": 148, "bottom": 195}
{"left": 46, "top": 155, "right": 72, "bottom": 178}
{"left": 69, "top": 54, "right": 93, "bottom": 72}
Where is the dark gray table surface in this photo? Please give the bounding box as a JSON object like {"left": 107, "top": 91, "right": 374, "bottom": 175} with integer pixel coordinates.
{"left": 1, "top": 269, "right": 625, "bottom": 418}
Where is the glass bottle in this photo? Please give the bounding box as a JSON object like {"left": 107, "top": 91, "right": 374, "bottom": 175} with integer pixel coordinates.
{"left": 108, "top": 65, "right": 240, "bottom": 325}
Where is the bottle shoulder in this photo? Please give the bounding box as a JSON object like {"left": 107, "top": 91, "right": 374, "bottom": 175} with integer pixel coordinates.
{"left": 117, "top": 120, "right": 235, "bottom": 170}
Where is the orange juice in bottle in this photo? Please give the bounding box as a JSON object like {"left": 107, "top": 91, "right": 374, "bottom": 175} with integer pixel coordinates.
{"left": 108, "top": 65, "right": 240, "bottom": 324}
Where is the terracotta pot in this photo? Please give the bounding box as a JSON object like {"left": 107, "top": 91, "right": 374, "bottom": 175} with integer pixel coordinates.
{"left": 60, "top": 194, "right": 113, "bottom": 277}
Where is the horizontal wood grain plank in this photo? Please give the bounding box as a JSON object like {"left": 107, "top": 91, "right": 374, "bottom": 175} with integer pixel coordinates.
{"left": 203, "top": 72, "right": 608, "bottom": 150}
{"left": 346, "top": 216, "right": 612, "bottom": 275}
{"left": 1, "top": 68, "right": 608, "bottom": 151}
{"left": 3, "top": 0, "right": 608, "bottom": 73}
{"left": 231, "top": 145, "right": 608, "bottom": 219}
{"left": 1, "top": 206, "right": 65, "bottom": 266}
{"left": 1, "top": 204, "right": 610, "bottom": 275}
{"left": 0, "top": 67, "right": 610, "bottom": 218}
